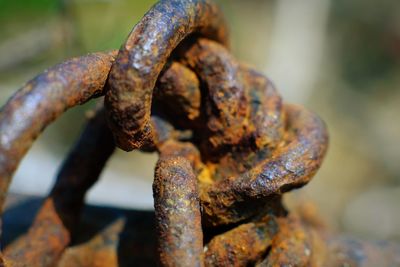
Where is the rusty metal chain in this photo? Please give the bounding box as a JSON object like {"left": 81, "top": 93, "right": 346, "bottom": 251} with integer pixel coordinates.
{"left": 0, "top": 0, "right": 399, "bottom": 266}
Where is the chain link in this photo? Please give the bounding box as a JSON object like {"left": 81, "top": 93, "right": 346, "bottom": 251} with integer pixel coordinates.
{"left": 0, "top": 1, "right": 399, "bottom": 266}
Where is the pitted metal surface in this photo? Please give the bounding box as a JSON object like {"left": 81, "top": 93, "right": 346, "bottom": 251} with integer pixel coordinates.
{"left": 0, "top": 1, "right": 398, "bottom": 266}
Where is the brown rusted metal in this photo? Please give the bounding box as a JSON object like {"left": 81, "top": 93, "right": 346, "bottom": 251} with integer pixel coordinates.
{"left": 254, "top": 214, "right": 322, "bottom": 267}
{"left": 0, "top": 0, "right": 399, "bottom": 266}
{"left": 204, "top": 215, "right": 279, "bottom": 267}
{"left": 3, "top": 107, "right": 115, "bottom": 266}
{"left": 57, "top": 218, "right": 125, "bottom": 267}
{"left": 154, "top": 154, "right": 203, "bottom": 267}
{"left": 199, "top": 103, "right": 328, "bottom": 226}
{"left": 0, "top": 52, "right": 116, "bottom": 213}
{"left": 173, "top": 38, "right": 328, "bottom": 226}
{"left": 105, "top": 0, "right": 228, "bottom": 151}
{"left": 179, "top": 38, "right": 253, "bottom": 150}
{"left": 154, "top": 62, "right": 201, "bottom": 125}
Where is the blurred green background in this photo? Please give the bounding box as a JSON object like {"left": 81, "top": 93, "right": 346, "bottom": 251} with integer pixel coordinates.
{"left": 0, "top": 0, "right": 399, "bottom": 242}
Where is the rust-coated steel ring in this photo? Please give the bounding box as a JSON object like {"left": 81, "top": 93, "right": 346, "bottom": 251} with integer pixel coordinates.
{"left": 0, "top": 52, "right": 116, "bottom": 213}
{"left": 200, "top": 104, "right": 329, "bottom": 226}
{"left": 3, "top": 108, "right": 115, "bottom": 266}
{"left": 105, "top": 0, "right": 229, "bottom": 151}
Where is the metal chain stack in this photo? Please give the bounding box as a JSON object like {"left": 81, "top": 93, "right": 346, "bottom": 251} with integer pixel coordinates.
{"left": 0, "top": 1, "right": 399, "bottom": 266}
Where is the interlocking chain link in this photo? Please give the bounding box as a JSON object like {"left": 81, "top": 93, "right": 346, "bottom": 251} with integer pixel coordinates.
{"left": 0, "top": 1, "right": 399, "bottom": 266}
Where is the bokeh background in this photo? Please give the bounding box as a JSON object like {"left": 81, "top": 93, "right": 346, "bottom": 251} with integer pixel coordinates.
{"left": 1, "top": 0, "right": 399, "bottom": 242}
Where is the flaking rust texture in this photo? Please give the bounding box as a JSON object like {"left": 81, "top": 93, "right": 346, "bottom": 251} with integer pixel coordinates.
{"left": 0, "top": 0, "right": 399, "bottom": 266}
{"left": 154, "top": 62, "right": 201, "bottom": 124}
{"left": 57, "top": 218, "right": 125, "bottom": 267}
{"left": 204, "top": 216, "right": 279, "bottom": 267}
{"left": 0, "top": 52, "right": 116, "bottom": 212}
{"left": 105, "top": 0, "right": 228, "bottom": 151}
{"left": 4, "top": 108, "right": 115, "bottom": 267}
{"left": 154, "top": 156, "right": 203, "bottom": 267}
{"left": 175, "top": 38, "right": 329, "bottom": 227}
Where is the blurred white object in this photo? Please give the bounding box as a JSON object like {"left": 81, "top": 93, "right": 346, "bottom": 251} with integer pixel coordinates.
{"left": 265, "top": 0, "right": 331, "bottom": 103}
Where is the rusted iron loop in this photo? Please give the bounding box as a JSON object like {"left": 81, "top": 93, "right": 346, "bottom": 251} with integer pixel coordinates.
{"left": 0, "top": 51, "right": 206, "bottom": 266}
{"left": 199, "top": 104, "right": 328, "bottom": 227}
{"left": 151, "top": 38, "right": 328, "bottom": 226}
{"left": 3, "top": 107, "right": 115, "bottom": 266}
{"left": 1, "top": 0, "right": 398, "bottom": 266}
{"left": 0, "top": 52, "right": 116, "bottom": 213}
{"left": 105, "top": 0, "right": 229, "bottom": 151}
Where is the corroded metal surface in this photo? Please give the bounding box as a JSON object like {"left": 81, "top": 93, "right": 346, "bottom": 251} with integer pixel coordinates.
{"left": 0, "top": 52, "right": 116, "bottom": 212}
{"left": 154, "top": 156, "right": 203, "bottom": 267}
{"left": 3, "top": 108, "right": 115, "bottom": 267}
{"left": 105, "top": 0, "right": 228, "bottom": 151}
{"left": 0, "top": 0, "right": 399, "bottom": 266}
{"left": 154, "top": 62, "right": 201, "bottom": 125}
{"left": 204, "top": 215, "right": 278, "bottom": 266}
{"left": 57, "top": 218, "right": 125, "bottom": 267}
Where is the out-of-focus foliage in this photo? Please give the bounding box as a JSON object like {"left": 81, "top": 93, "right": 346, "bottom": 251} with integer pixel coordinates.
{"left": 330, "top": 0, "right": 400, "bottom": 92}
